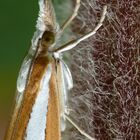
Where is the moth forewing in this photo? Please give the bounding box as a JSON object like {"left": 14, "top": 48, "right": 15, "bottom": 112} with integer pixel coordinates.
{"left": 5, "top": 55, "right": 36, "bottom": 140}
{"left": 25, "top": 64, "right": 52, "bottom": 140}
{"left": 7, "top": 56, "right": 50, "bottom": 140}
{"left": 58, "top": 60, "right": 74, "bottom": 131}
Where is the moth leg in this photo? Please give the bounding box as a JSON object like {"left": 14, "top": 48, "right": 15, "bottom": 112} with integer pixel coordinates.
{"left": 54, "top": 6, "right": 107, "bottom": 54}
{"left": 64, "top": 114, "right": 95, "bottom": 140}
{"left": 60, "top": 0, "right": 81, "bottom": 33}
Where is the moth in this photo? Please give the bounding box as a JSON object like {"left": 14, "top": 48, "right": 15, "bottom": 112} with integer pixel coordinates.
{"left": 5, "top": 0, "right": 107, "bottom": 140}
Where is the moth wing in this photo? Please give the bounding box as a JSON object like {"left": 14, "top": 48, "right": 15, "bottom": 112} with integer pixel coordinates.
{"left": 16, "top": 56, "right": 32, "bottom": 103}
{"left": 59, "top": 59, "right": 73, "bottom": 131}
{"left": 5, "top": 55, "right": 32, "bottom": 140}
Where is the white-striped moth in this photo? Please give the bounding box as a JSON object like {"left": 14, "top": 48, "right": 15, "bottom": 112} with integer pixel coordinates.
{"left": 5, "top": 0, "right": 107, "bottom": 140}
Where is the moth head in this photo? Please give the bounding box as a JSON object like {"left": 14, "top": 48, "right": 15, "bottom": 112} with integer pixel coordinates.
{"left": 41, "top": 31, "right": 55, "bottom": 47}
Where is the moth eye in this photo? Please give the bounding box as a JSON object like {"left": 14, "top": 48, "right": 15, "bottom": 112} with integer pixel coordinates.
{"left": 44, "top": 36, "right": 51, "bottom": 42}
{"left": 41, "top": 31, "right": 55, "bottom": 45}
